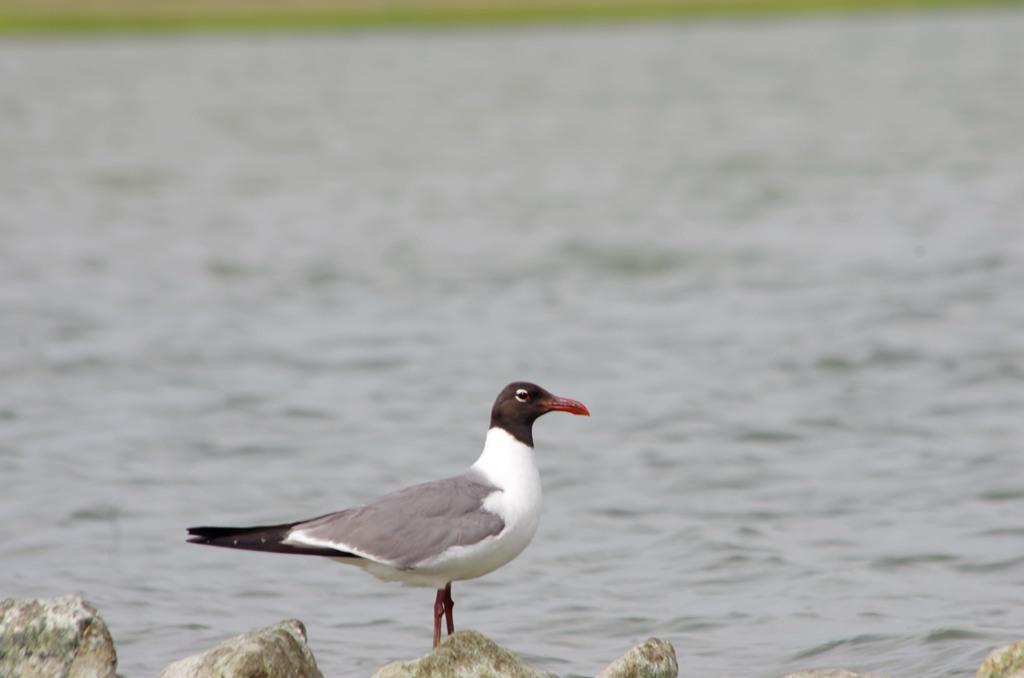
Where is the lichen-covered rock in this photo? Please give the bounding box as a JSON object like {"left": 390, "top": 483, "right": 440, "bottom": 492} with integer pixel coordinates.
{"left": 159, "top": 619, "right": 322, "bottom": 678}
{"left": 977, "top": 640, "right": 1024, "bottom": 678}
{"left": 0, "top": 595, "right": 118, "bottom": 678}
{"left": 784, "top": 670, "right": 895, "bottom": 678}
{"left": 371, "top": 630, "right": 553, "bottom": 678}
{"left": 597, "top": 637, "right": 678, "bottom": 678}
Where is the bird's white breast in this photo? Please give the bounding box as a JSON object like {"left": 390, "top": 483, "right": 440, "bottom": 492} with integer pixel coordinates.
{"left": 471, "top": 427, "right": 542, "bottom": 556}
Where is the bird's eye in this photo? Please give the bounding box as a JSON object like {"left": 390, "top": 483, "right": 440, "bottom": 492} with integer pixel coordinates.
{"left": 515, "top": 389, "right": 530, "bottom": 402}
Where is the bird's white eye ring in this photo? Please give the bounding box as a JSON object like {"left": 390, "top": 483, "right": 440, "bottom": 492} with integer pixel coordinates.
{"left": 515, "top": 389, "right": 529, "bottom": 402}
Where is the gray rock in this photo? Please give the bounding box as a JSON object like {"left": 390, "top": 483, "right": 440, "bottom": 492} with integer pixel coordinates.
{"left": 977, "top": 640, "right": 1024, "bottom": 678}
{"left": 159, "top": 619, "right": 322, "bottom": 678}
{"left": 371, "top": 630, "right": 553, "bottom": 678}
{"left": 784, "top": 671, "right": 895, "bottom": 678}
{"left": 0, "top": 595, "right": 118, "bottom": 678}
{"left": 597, "top": 637, "right": 679, "bottom": 678}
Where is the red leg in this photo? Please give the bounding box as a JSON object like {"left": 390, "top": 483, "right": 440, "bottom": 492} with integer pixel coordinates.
{"left": 443, "top": 583, "right": 455, "bottom": 635}
{"left": 433, "top": 588, "right": 445, "bottom": 649}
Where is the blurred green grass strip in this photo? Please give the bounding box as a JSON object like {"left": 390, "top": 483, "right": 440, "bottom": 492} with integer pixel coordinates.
{"left": 0, "top": 0, "right": 1019, "bottom": 33}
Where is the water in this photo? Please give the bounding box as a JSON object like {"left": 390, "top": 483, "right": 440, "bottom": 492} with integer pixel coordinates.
{"left": 1, "top": 9, "right": 1023, "bottom": 677}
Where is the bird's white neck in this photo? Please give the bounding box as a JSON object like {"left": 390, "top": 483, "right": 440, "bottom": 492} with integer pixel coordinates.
{"left": 470, "top": 427, "right": 539, "bottom": 492}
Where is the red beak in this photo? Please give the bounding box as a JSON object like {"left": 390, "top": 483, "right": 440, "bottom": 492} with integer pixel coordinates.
{"left": 543, "top": 396, "right": 590, "bottom": 416}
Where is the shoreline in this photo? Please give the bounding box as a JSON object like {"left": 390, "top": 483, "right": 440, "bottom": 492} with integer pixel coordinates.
{"left": 0, "top": 0, "right": 1020, "bottom": 34}
{"left": 3, "top": 595, "right": 1024, "bottom": 678}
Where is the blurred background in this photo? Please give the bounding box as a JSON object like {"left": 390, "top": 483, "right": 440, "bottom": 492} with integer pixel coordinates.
{"left": 1, "top": 2, "right": 1022, "bottom": 677}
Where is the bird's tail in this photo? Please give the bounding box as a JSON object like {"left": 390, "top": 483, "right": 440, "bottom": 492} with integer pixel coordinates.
{"left": 187, "top": 521, "right": 355, "bottom": 558}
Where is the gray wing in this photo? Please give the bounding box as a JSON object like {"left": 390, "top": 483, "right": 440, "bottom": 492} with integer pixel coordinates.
{"left": 286, "top": 469, "right": 504, "bottom": 569}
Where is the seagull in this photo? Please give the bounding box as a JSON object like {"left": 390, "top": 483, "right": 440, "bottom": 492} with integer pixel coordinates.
{"left": 187, "top": 381, "right": 589, "bottom": 648}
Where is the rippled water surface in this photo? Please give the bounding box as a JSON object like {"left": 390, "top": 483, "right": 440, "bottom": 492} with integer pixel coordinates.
{"left": 2, "top": 9, "right": 1023, "bottom": 677}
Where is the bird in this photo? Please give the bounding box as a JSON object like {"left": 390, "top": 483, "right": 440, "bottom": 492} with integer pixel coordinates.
{"left": 186, "top": 381, "right": 590, "bottom": 648}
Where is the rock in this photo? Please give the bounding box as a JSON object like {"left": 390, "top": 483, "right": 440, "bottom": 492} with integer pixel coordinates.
{"left": 784, "top": 671, "right": 895, "bottom": 678}
{"left": 373, "top": 631, "right": 680, "bottom": 678}
{"left": 597, "top": 637, "right": 679, "bottom": 678}
{"left": 371, "top": 630, "right": 553, "bottom": 678}
{"left": 977, "top": 640, "right": 1024, "bottom": 678}
{"left": 0, "top": 595, "right": 118, "bottom": 678}
{"left": 159, "top": 619, "right": 322, "bottom": 678}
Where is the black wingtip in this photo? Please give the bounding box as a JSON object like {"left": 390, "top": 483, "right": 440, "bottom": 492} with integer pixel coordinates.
{"left": 185, "top": 522, "right": 358, "bottom": 558}
{"left": 186, "top": 532, "right": 213, "bottom": 545}
{"left": 187, "top": 525, "right": 241, "bottom": 540}
{"left": 184, "top": 523, "right": 294, "bottom": 550}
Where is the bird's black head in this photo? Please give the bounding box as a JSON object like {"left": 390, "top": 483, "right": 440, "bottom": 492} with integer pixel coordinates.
{"left": 489, "top": 381, "right": 590, "bottom": 447}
